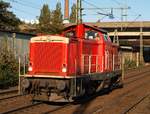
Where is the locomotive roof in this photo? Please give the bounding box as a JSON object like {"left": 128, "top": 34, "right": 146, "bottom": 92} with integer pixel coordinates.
{"left": 64, "top": 23, "right": 108, "bottom": 34}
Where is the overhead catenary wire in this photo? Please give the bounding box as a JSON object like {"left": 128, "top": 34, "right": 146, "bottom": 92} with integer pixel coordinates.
{"left": 12, "top": 7, "right": 37, "bottom": 17}
{"left": 5, "top": 0, "right": 41, "bottom": 19}
{"left": 82, "top": 0, "right": 105, "bottom": 12}
{"left": 112, "top": 0, "right": 122, "bottom": 6}
{"left": 122, "top": 14, "right": 142, "bottom": 31}
{"left": 82, "top": 0, "right": 110, "bottom": 15}
{"left": 7, "top": 0, "right": 40, "bottom": 10}
{"left": 82, "top": 0, "right": 114, "bottom": 20}
{"left": 19, "top": 0, "right": 41, "bottom": 9}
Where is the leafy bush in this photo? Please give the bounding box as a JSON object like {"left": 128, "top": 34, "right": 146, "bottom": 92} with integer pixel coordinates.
{"left": 124, "top": 59, "right": 137, "bottom": 70}
{"left": 0, "top": 37, "right": 19, "bottom": 89}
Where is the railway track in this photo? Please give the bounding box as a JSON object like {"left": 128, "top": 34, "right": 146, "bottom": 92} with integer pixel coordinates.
{"left": 124, "top": 68, "right": 150, "bottom": 85}
{"left": 0, "top": 95, "right": 32, "bottom": 114}
{"left": 92, "top": 78, "right": 150, "bottom": 114}
{"left": 0, "top": 89, "right": 19, "bottom": 101}
{"left": 41, "top": 67, "right": 150, "bottom": 114}
{"left": 91, "top": 70, "right": 150, "bottom": 114}
{"left": 43, "top": 70, "right": 150, "bottom": 114}
{"left": 40, "top": 103, "right": 71, "bottom": 114}
{"left": 0, "top": 100, "right": 71, "bottom": 114}
{"left": 0, "top": 94, "right": 22, "bottom": 101}
{"left": 124, "top": 65, "right": 150, "bottom": 80}
{"left": 0, "top": 89, "right": 18, "bottom": 96}
{"left": 0, "top": 66, "right": 150, "bottom": 114}
{"left": 121, "top": 93, "right": 150, "bottom": 114}
{"left": 0, "top": 102, "right": 42, "bottom": 114}
{"left": 49, "top": 66, "right": 150, "bottom": 114}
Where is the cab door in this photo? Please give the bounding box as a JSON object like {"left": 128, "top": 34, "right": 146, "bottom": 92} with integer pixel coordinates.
{"left": 68, "top": 39, "right": 78, "bottom": 76}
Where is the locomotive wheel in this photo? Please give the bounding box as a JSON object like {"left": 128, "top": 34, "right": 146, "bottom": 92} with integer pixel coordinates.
{"left": 85, "top": 84, "right": 96, "bottom": 95}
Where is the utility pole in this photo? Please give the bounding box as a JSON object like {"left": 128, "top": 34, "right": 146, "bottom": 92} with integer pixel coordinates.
{"left": 113, "top": 29, "right": 119, "bottom": 45}
{"left": 80, "top": 0, "right": 82, "bottom": 23}
{"left": 124, "top": 0, "right": 128, "bottom": 21}
{"left": 76, "top": 0, "right": 79, "bottom": 24}
{"left": 140, "top": 21, "right": 143, "bottom": 64}
{"left": 76, "top": 0, "right": 82, "bottom": 24}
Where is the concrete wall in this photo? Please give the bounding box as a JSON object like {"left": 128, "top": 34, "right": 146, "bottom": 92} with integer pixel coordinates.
{"left": 0, "top": 30, "right": 35, "bottom": 59}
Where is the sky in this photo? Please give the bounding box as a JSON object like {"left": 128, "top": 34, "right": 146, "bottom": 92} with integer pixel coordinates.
{"left": 5, "top": 0, "right": 150, "bottom": 22}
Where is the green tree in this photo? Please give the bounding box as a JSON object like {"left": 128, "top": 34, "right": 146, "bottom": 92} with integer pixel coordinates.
{"left": 38, "top": 2, "right": 64, "bottom": 34}
{"left": 0, "top": 1, "right": 20, "bottom": 31}
{"left": 38, "top": 4, "right": 51, "bottom": 33}
{"left": 0, "top": 37, "right": 19, "bottom": 88}
{"left": 51, "top": 2, "right": 63, "bottom": 34}
{"left": 70, "top": 3, "right": 76, "bottom": 23}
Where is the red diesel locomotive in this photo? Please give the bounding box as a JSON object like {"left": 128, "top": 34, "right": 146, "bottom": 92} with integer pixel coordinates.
{"left": 20, "top": 24, "right": 123, "bottom": 101}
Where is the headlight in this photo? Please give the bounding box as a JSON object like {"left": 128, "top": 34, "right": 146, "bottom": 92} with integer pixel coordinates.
{"left": 28, "top": 66, "right": 32, "bottom": 71}
{"left": 62, "top": 64, "right": 67, "bottom": 73}
{"left": 62, "top": 67, "right": 67, "bottom": 72}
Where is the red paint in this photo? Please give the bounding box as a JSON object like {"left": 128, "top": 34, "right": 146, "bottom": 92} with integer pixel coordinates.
{"left": 28, "top": 24, "right": 120, "bottom": 78}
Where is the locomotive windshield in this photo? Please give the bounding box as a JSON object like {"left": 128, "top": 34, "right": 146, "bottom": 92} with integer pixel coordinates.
{"left": 85, "top": 30, "right": 100, "bottom": 40}
{"left": 64, "top": 30, "right": 76, "bottom": 38}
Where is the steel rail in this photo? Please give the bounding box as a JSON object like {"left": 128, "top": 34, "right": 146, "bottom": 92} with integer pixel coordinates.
{"left": 43, "top": 103, "right": 71, "bottom": 114}
{"left": 92, "top": 74, "right": 150, "bottom": 114}
{"left": 121, "top": 93, "right": 150, "bottom": 114}
{"left": 0, "top": 94, "right": 22, "bottom": 101}
{"left": 0, "top": 89, "right": 18, "bottom": 95}
{"left": 0, "top": 102, "right": 42, "bottom": 114}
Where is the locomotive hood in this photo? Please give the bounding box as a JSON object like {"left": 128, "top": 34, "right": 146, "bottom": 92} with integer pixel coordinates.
{"left": 28, "top": 35, "right": 69, "bottom": 76}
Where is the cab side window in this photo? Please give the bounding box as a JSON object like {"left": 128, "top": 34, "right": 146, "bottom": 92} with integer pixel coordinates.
{"left": 85, "top": 30, "right": 100, "bottom": 40}
{"left": 86, "top": 31, "right": 95, "bottom": 39}
{"left": 65, "top": 30, "right": 76, "bottom": 38}
{"left": 104, "top": 34, "right": 108, "bottom": 41}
